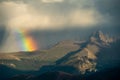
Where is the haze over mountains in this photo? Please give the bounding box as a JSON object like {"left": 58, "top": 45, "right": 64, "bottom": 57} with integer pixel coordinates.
{"left": 0, "top": 30, "right": 120, "bottom": 80}
{"left": 0, "top": 0, "right": 120, "bottom": 80}
{"left": 0, "top": 26, "right": 119, "bottom": 53}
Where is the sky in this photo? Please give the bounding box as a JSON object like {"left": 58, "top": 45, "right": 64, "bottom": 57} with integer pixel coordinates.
{"left": 0, "top": 0, "right": 107, "bottom": 30}
{"left": 0, "top": 0, "right": 120, "bottom": 52}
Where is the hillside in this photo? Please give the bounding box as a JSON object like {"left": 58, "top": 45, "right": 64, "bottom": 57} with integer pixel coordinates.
{"left": 56, "top": 31, "right": 120, "bottom": 74}
{"left": 0, "top": 30, "right": 120, "bottom": 80}
{"left": 0, "top": 40, "right": 79, "bottom": 70}
{"left": 7, "top": 66, "right": 120, "bottom": 80}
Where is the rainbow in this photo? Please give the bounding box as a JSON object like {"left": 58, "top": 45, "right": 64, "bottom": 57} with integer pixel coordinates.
{"left": 15, "top": 29, "right": 38, "bottom": 52}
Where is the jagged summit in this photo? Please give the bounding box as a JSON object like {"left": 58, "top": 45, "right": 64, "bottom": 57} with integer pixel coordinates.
{"left": 56, "top": 30, "right": 117, "bottom": 74}
{"left": 90, "top": 30, "right": 114, "bottom": 46}
{"left": 90, "top": 30, "right": 106, "bottom": 42}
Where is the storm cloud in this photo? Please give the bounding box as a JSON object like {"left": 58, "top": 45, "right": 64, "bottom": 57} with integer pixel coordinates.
{"left": 0, "top": 0, "right": 119, "bottom": 52}
{"left": 0, "top": 0, "right": 106, "bottom": 30}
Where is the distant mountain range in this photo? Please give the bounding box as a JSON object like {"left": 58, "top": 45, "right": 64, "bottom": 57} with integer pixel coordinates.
{"left": 0, "top": 30, "right": 120, "bottom": 80}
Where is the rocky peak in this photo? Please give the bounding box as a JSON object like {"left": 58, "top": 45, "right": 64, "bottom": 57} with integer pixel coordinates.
{"left": 90, "top": 30, "right": 106, "bottom": 42}
{"left": 90, "top": 30, "right": 114, "bottom": 45}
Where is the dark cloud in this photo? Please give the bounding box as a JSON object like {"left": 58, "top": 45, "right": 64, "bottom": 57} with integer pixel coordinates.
{"left": 0, "top": 0, "right": 104, "bottom": 29}
{"left": 95, "top": 0, "right": 120, "bottom": 26}
{"left": 0, "top": 0, "right": 119, "bottom": 52}
{"left": 0, "top": 26, "right": 7, "bottom": 47}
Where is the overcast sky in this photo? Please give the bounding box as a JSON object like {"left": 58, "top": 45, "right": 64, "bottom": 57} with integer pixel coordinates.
{"left": 0, "top": 0, "right": 119, "bottom": 52}
{"left": 0, "top": 0, "right": 112, "bottom": 30}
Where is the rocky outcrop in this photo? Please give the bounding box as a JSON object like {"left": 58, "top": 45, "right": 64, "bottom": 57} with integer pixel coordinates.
{"left": 90, "top": 30, "right": 114, "bottom": 46}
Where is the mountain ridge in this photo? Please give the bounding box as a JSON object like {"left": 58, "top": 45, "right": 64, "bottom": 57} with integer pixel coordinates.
{"left": 0, "top": 30, "right": 120, "bottom": 79}
{"left": 56, "top": 30, "right": 119, "bottom": 74}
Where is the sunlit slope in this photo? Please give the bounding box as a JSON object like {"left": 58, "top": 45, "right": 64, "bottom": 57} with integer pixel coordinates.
{"left": 56, "top": 31, "right": 120, "bottom": 74}
{"left": 56, "top": 42, "right": 99, "bottom": 74}
{"left": 0, "top": 40, "right": 79, "bottom": 70}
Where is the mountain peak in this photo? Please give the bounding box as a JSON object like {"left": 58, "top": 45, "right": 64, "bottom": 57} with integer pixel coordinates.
{"left": 91, "top": 30, "right": 106, "bottom": 42}
{"left": 90, "top": 30, "right": 114, "bottom": 45}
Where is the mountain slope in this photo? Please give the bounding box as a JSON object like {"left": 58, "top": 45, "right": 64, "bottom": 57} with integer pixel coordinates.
{"left": 0, "top": 30, "right": 120, "bottom": 80}
{"left": 8, "top": 66, "right": 120, "bottom": 80}
{"left": 8, "top": 71, "right": 76, "bottom": 80}
{"left": 0, "top": 40, "right": 79, "bottom": 70}
{"left": 56, "top": 31, "right": 119, "bottom": 74}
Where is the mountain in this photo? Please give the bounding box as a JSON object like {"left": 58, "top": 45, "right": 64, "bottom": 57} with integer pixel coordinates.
{"left": 90, "top": 30, "right": 114, "bottom": 46}
{"left": 56, "top": 30, "right": 120, "bottom": 74}
{"left": 0, "top": 64, "right": 39, "bottom": 80}
{"left": 0, "top": 30, "right": 120, "bottom": 80}
{"left": 0, "top": 40, "right": 79, "bottom": 70}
